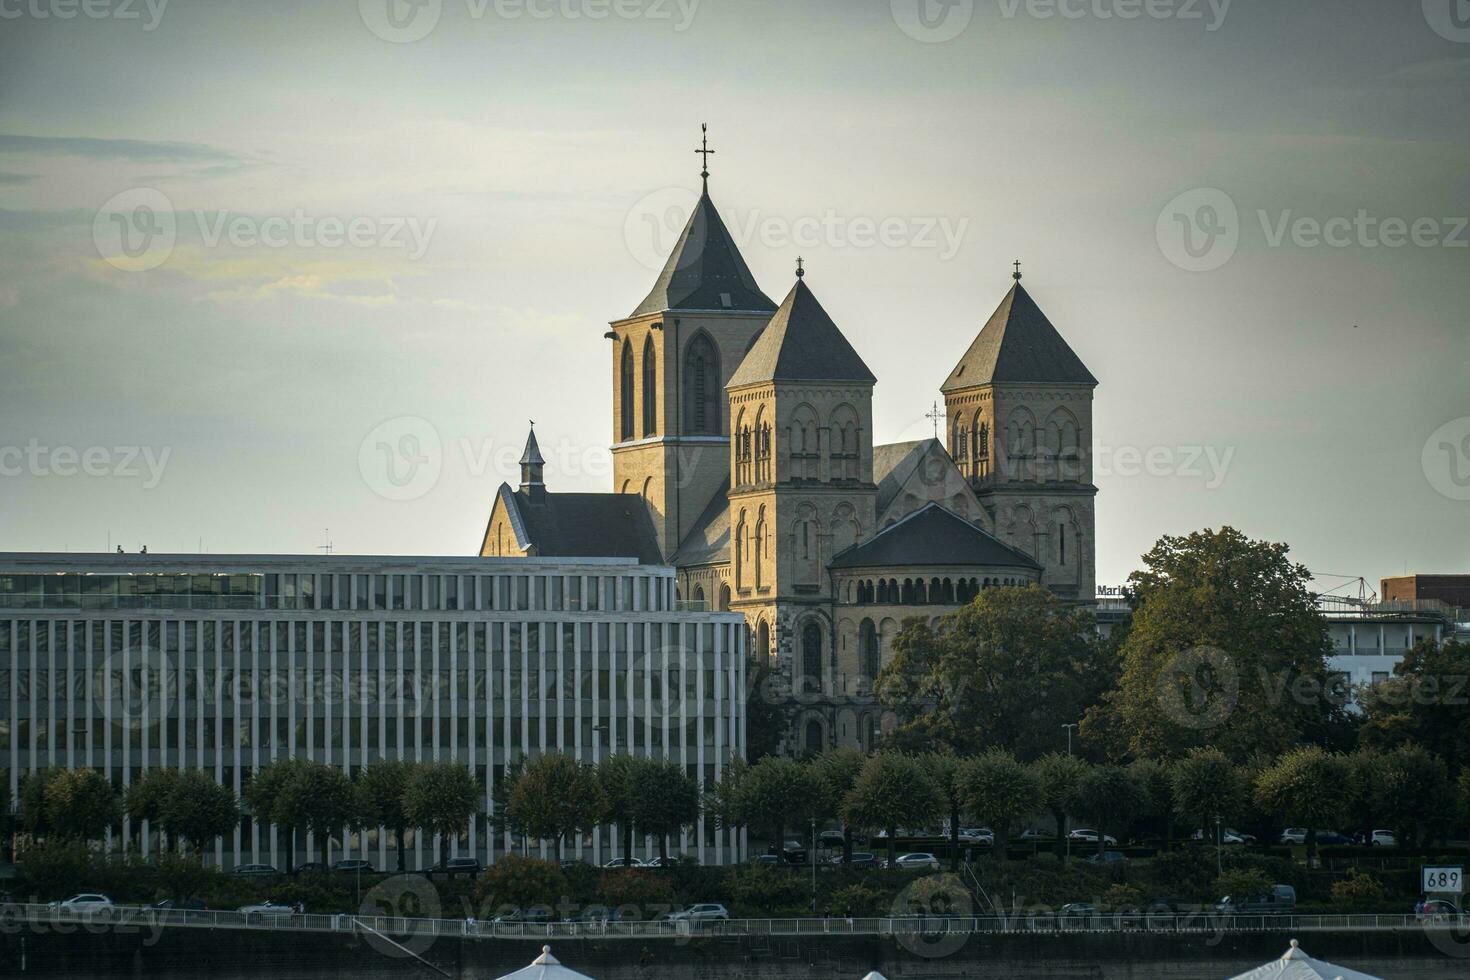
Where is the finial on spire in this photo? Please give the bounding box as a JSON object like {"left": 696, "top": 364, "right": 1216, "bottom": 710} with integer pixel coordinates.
{"left": 1012, "top": 259, "right": 1022, "bottom": 281}
{"left": 795, "top": 256, "right": 804, "bottom": 279}
{"left": 695, "top": 123, "right": 715, "bottom": 188}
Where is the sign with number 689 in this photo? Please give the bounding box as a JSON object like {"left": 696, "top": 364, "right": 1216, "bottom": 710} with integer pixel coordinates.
{"left": 1423, "top": 867, "right": 1463, "bottom": 894}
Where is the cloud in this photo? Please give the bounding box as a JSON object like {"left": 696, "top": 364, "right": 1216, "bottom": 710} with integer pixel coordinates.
{"left": 0, "top": 171, "right": 38, "bottom": 185}
{"left": 0, "top": 134, "right": 240, "bottom": 163}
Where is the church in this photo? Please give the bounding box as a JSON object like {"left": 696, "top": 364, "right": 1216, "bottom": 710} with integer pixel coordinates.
{"left": 480, "top": 142, "right": 1099, "bottom": 755}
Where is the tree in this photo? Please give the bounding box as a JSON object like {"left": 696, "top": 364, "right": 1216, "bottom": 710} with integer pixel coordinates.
{"left": 628, "top": 759, "right": 699, "bottom": 864}
{"left": 404, "top": 761, "right": 480, "bottom": 870}
{"left": 282, "top": 764, "right": 356, "bottom": 869}
{"left": 1170, "top": 747, "right": 1245, "bottom": 845}
{"left": 1127, "top": 757, "right": 1175, "bottom": 845}
{"left": 811, "top": 747, "right": 866, "bottom": 863}
{"left": 18, "top": 770, "right": 57, "bottom": 837}
{"left": 733, "top": 756, "right": 824, "bottom": 855}
{"left": 960, "top": 750, "right": 1038, "bottom": 859}
{"left": 44, "top": 769, "right": 119, "bottom": 841}
{"left": 160, "top": 771, "right": 238, "bottom": 854}
{"left": 842, "top": 753, "right": 938, "bottom": 868}
{"left": 508, "top": 752, "right": 607, "bottom": 863}
{"left": 1366, "top": 745, "right": 1449, "bottom": 847}
{"left": 1106, "top": 527, "right": 1338, "bottom": 759}
{"left": 1075, "top": 765, "right": 1145, "bottom": 858}
{"left": 744, "top": 657, "right": 785, "bottom": 763}
{"left": 242, "top": 758, "right": 308, "bottom": 870}
{"left": 597, "top": 754, "right": 641, "bottom": 863}
{"left": 921, "top": 752, "right": 970, "bottom": 870}
{"left": 1358, "top": 639, "right": 1470, "bottom": 772}
{"left": 357, "top": 759, "right": 417, "bottom": 872}
{"left": 473, "top": 854, "right": 567, "bottom": 916}
{"left": 876, "top": 586, "right": 1106, "bottom": 758}
{"left": 125, "top": 769, "right": 183, "bottom": 852}
{"left": 1032, "top": 753, "right": 1088, "bottom": 860}
{"left": 1254, "top": 746, "right": 1350, "bottom": 862}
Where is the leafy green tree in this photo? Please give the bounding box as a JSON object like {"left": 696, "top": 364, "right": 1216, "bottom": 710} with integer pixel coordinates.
{"left": 1213, "top": 868, "right": 1273, "bottom": 903}
{"left": 125, "top": 769, "right": 183, "bottom": 852}
{"left": 744, "top": 657, "right": 785, "bottom": 763}
{"left": 842, "top": 753, "right": 938, "bottom": 868}
{"left": 18, "top": 770, "right": 57, "bottom": 837}
{"left": 1076, "top": 765, "right": 1145, "bottom": 858}
{"left": 356, "top": 759, "right": 417, "bottom": 871}
{"left": 404, "top": 761, "right": 481, "bottom": 870}
{"left": 1105, "top": 527, "right": 1338, "bottom": 759}
{"left": 44, "top": 769, "right": 119, "bottom": 841}
{"left": 157, "top": 852, "right": 211, "bottom": 902}
{"left": 1127, "top": 757, "right": 1176, "bottom": 845}
{"left": 1358, "top": 639, "right": 1470, "bottom": 772}
{"left": 1170, "top": 747, "right": 1245, "bottom": 845}
{"left": 473, "top": 854, "right": 567, "bottom": 916}
{"left": 733, "top": 756, "right": 824, "bottom": 855}
{"left": 242, "top": 758, "right": 308, "bottom": 870}
{"left": 1254, "top": 746, "right": 1350, "bottom": 861}
{"left": 922, "top": 752, "right": 970, "bottom": 870}
{"left": 1366, "top": 745, "right": 1449, "bottom": 847}
{"left": 876, "top": 586, "right": 1106, "bottom": 758}
{"left": 597, "top": 754, "right": 641, "bottom": 862}
{"left": 960, "top": 750, "right": 1038, "bottom": 859}
{"left": 1031, "top": 753, "right": 1088, "bottom": 860}
{"left": 283, "top": 764, "right": 356, "bottom": 869}
{"left": 628, "top": 758, "right": 699, "bottom": 864}
{"left": 509, "top": 752, "right": 607, "bottom": 863}
{"left": 161, "top": 771, "right": 239, "bottom": 854}
{"left": 811, "top": 748, "right": 866, "bottom": 863}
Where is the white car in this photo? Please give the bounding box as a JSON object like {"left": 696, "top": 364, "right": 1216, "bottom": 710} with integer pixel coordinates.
{"left": 1280, "top": 828, "right": 1307, "bottom": 845}
{"left": 239, "top": 901, "right": 295, "bottom": 916}
{"left": 55, "top": 894, "right": 114, "bottom": 914}
{"left": 1067, "top": 829, "right": 1117, "bottom": 846}
{"left": 668, "top": 903, "right": 729, "bottom": 922}
{"left": 602, "top": 857, "right": 646, "bottom": 868}
{"left": 958, "top": 827, "right": 994, "bottom": 844}
{"left": 893, "top": 852, "right": 940, "bottom": 871}
{"left": 1369, "top": 829, "right": 1398, "bottom": 847}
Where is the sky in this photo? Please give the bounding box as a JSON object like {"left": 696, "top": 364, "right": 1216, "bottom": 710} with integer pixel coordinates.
{"left": 0, "top": 0, "right": 1467, "bottom": 594}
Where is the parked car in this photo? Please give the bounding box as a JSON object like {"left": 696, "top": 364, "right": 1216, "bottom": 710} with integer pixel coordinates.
{"left": 1215, "top": 885, "right": 1296, "bottom": 914}
{"left": 294, "top": 862, "right": 327, "bottom": 874}
{"left": 333, "top": 859, "right": 375, "bottom": 873}
{"left": 818, "top": 830, "right": 847, "bottom": 848}
{"left": 1279, "top": 828, "right": 1308, "bottom": 845}
{"left": 151, "top": 898, "right": 207, "bottom": 911}
{"left": 1017, "top": 829, "right": 1051, "bottom": 841}
{"left": 1087, "top": 850, "right": 1129, "bottom": 866}
{"left": 1369, "top": 829, "right": 1398, "bottom": 847}
{"left": 492, "top": 906, "right": 553, "bottom": 924}
{"left": 829, "top": 851, "right": 878, "bottom": 868}
{"left": 644, "top": 856, "right": 689, "bottom": 869}
{"left": 958, "top": 828, "right": 994, "bottom": 845}
{"left": 1068, "top": 829, "right": 1117, "bottom": 846}
{"left": 232, "top": 863, "right": 279, "bottom": 877}
{"left": 668, "top": 903, "right": 729, "bottom": 922}
{"left": 1315, "top": 831, "right": 1353, "bottom": 846}
{"left": 1222, "top": 829, "right": 1256, "bottom": 845}
{"left": 781, "top": 841, "right": 808, "bottom": 865}
{"left": 752, "top": 854, "right": 781, "bottom": 867}
{"left": 239, "top": 901, "right": 295, "bottom": 916}
{"left": 432, "top": 857, "right": 484, "bottom": 877}
{"left": 1058, "top": 902, "right": 1099, "bottom": 922}
{"left": 1418, "top": 899, "right": 1460, "bottom": 920}
{"left": 55, "top": 894, "right": 114, "bottom": 915}
{"left": 893, "top": 852, "right": 940, "bottom": 871}
{"left": 603, "top": 857, "right": 646, "bottom": 868}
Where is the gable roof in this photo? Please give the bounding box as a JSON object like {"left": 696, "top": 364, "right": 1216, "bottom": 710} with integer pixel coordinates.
{"left": 630, "top": 187, "right": 777, "bottom": 318}
{"left": 942, "top": 281, "right": 1096, "bottom": 391}
{"left": 493, "top": 485, "right": 662, "bottom": 564}
{"left": 829, "top": 503, "right": 1040, "bottom": 570}
{"left": 727, "top": 277, "right": 876, "bottom": 388}
{"left": 873, "top": 439, "right": 935, "bottom": 516}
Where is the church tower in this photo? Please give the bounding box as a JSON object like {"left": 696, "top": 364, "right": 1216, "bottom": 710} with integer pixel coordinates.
{"left": 725, "top": 264, "right": 877, "bottom": 699}
{"left": 941, "top": 268, "right": 1098, "bottom": 600}
{"left": 609, "top": 128, "right": 777, "bottom": 558}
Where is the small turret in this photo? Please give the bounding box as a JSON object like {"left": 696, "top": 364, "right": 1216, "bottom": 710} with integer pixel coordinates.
{"left": 519, "top": 424, "right": 546, "bottom": 500}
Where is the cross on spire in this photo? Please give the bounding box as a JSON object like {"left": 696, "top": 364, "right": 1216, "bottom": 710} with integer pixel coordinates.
{"left": 795, "top": 256, "right": 804, "bottom": 279}
{"left": 1013, "top": 259, "right": 1023, "bottom": 281}
{"left": 695, "top": 123, "right": 715, "bottom": 188}
{"left": 925, "top": 400, "right": 946, "bottom": 439}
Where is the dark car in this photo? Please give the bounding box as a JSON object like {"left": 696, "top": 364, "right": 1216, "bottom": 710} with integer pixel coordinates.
{"left": 151, "top": 898, "right": 208, "bottom": 911}
{"left": 781, "top": 841, "right": 808, "bottom": 865}
{"left": 829, "top": 851, "right": 878, "bottom": 868}
{"left": 753, "top": 854, "right": 781, "bottom": 867}
{"left": 333, "top": 859, "right": 375, "bottom": 873}
{"left": 431, "top": 857, "right": 484, "bottom": 878}
{"left": 1087, "top": 850, "right": 1129, "bottom": 866}
{"left": 294, "top": 862, "right": 327, "bottom": 875}
{"left": 493, "top": 906, "right": 554, "bottom": 924}
{"left": 231, "top": 863, "right": 279, "bottom": 877}
{"left": 1058, "top": 902, "right": 1099, "bottom": 923}
{"left": 1314, "top": 831, "right": 1353, "bottom": 846}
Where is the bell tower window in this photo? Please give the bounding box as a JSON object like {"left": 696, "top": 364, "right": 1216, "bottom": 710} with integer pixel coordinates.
{"left": 619, "top": 340, "right": 635, "bottom": 442}
{"left": 641, "top": 335, "right": 657, "bottom": 437}
{"left": 682, "top": 333, "right": 721, "bottom": 435}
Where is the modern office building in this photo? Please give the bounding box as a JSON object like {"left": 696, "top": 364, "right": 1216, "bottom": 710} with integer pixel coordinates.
{"left": 1322, "top": 595, "right": 1467, "bottom": 694}
{"left": 0, "top": 553, "right": 747, "bottom": 869}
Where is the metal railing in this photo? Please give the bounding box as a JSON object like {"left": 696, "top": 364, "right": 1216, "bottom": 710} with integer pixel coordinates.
{"left": 4, "top": 904, "right": 1466, "bottom": 942}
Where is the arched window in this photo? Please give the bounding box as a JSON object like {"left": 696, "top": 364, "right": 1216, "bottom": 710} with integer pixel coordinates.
{"left": 756, "top": 620, "right": 770, "bottom": 665}
{"left": 683, "top": 333, "right": 721, "bottom": 435}
{"left": 718, "top": 583, "right": 731, "bottom": 612}
{"left": 619, "top": 341, "right": 635, "bottom": 441}
{"left": 860, "top": 619, "right": 879, "bottom": 681}
{"left": 641, "top": 335, "right": 657, "bottom": 437}
{"left": 804, "top": 719, "right": 823, "bottom": 755}
{"left": 802, "top": 622, "right": 822, "bottom": 692}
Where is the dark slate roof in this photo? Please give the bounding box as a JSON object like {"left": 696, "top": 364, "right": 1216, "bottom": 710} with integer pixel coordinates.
{"left": 941, "top": 282, "right": 1096, "bottom": 391}
{"left": 727, "top": 278, "right": 876, "bottom": 388}
{"left": 873, "top": 439, "right": 935, "bottom": 516}
{"left": 497, "top": 485, "right": 662, "bottom": 564}
{"left": 669, "top": 486, "right": 730, "bottom": 567}
{"left": 630, "top": 188, "right": 777, "bottom": 318}
{"left": 829, "top": 503, "right": 1041, "bottom": 570}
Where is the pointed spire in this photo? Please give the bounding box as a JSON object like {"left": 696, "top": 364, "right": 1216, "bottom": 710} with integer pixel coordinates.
{"left": 795, "top": 256, "right": 804, "bottom": 279}
{"left": 630, "top": 185, "right": 776, "bottom": 318}
{"left": 519, "top": 423, "right": 545, "bottom": 497}
{"left": 695, "top": 123, "right": 714, "bottom": 190}
{"left": 941, "top": 278, "right": 1096, "bottom": 391}
{"left": 1012, "top": 259, "right": 1022, "bottom": 281}
{"left": 727, "top": 276, "right": 875, "bottom": 387}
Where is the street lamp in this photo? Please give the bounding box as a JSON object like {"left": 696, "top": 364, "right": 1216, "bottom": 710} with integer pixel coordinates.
{"left": 1061, "top": 723, "right": 1078, "bottom": 756}
{"left": 810, "top": 817, "right": 817, "bottom": 914}
{"left": 1214, "top": 814, "right": 1223, "bottom": 875}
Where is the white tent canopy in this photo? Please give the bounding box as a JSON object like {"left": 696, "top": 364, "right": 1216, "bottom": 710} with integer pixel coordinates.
{"left": 496, "top": 945, "right": 596, "bottom": 980}
{"left": 1227, "top": 939, "right": 1385, "bottom": 980}
{"left": 859, "top": 973, "right": 890, "bottom": 980}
